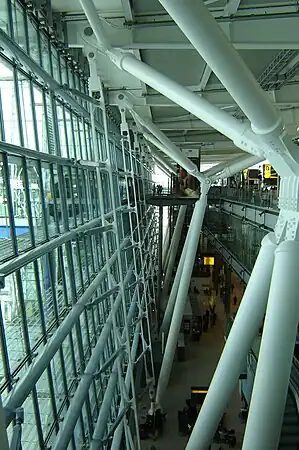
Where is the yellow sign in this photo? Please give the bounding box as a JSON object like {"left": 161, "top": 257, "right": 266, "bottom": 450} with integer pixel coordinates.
{"left": 264, "top": 164, "right": 271, "bottom": 179}
{"left": 264, "top": 164, "right": 277, "bottom": 179}
{"left": 204, "top": 257, "right": 214, "bottom": 266}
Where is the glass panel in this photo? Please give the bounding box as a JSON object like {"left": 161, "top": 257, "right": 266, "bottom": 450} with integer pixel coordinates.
{"left": 11, "top": 1, "right": 26, "bottom": 50}
{"left": 51, "top": 46, "right": 61, "bottom": 83}
{"left": 0, "top": 158, "right": 14, "bottom": 260}
{"left": 35, "top": 369, "right": 56, "bottom": 443}
{"left": 27, "top": 17, "right": 40, "bottom": 64}
{"left": 32, "top": 86, "right": 48, "bottom": 153}
{"left": 0, "top": 0, "right": 9, "bottom": 33}
{"left": 73, "top": 116, "right": 82, "bottom": 159}
{"left": 18, "top": 74, "right": 36, "bottom": 150}
{"left": 56, "top": 104, "right": 68, "bottom": 158}
{"left": 27, "top": 159, "right": 46, "bottom": 243}
{"left": 2, "top": 272, "right": 28, "bottom": 377}
{"left": 0, "top": 60, "right": 20, "bottom": 145}
{"left": 40, "top": 34, "right": 51, "bottom": 74}
{"left": 8, "top": 155, "right": 32, "bottom": 252}
{"left": 64, "top": 109, "right": 76, "bottom": 159}
{"left": 60, "top": 58, "right": 68, "bottom": 85}
{"left": 79, "top": 119, "right": 87, "bottom": 160}
{"left": 71, "top": 167, "right": 81, "bottom": 224}
{"left": 41, "top": 163, "right": 56, "bottom": 238}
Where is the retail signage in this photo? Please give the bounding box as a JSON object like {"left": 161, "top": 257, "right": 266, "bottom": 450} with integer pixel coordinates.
{"left": 204, "top": 256, "right": 214, "bottom": 265}
{"left": 264, "top": 164, "right": 277, "bottom": 179}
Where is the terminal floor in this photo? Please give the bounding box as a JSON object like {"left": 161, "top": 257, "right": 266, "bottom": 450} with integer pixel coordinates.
{"left": 140, "top": 291, "right": 244, "bottom": 450}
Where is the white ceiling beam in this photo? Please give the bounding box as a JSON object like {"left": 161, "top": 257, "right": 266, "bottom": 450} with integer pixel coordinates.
{"left": 121, "top": 0, "right": 133, "bottom": 21}
{"left": 223, "top": 0, "right": 241, "bottom": 17}
{"left": 198, "top": 65, "right": 212, "bottom": 91}
{"left": 67, "top": 16, "right": 299, "bottom": 51}
{"left": 115, "top": 42, "right": 299, "bottom": 51}
{"left": 109, "top": 86, "right": 299, "bottom": 121}
{"left": 144, "top": 85, "right": 299, "bottom": 108}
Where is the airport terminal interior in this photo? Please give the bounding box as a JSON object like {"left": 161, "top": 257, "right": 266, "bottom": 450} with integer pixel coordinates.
{"left": 1, "top": 0, "right": 299, "bottom": 449}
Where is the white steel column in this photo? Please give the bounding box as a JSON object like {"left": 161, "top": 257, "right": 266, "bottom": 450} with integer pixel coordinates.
{"left": 0, "top": 395, "right": 9, "bottom": 450}
{"left": 162, "top": 223, "right": 170, "bottom": 269}
{"left": 160, "top": 230, "right": 189, "bottom": 336}
{"left": 242, "top": 240, "right": 299, "bottom": 450}
{"left": 162, "top": 205, "right": 187, "bottom": 297}
{"left": 186, "top": 233, "right": 277, "bottom": 450}
{"left": 158, "top": 0, "right": 279, "bottom": 133}
{"left": 79, "top": 0, "right": 263, "bottom": 157}
{"left": 156, "top": 189, "right": 209, "bottom": 407}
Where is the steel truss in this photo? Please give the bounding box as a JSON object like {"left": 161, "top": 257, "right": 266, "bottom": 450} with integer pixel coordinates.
{"left": 78, "top": 0, "right": 299, "bottom": 448}
{"left": 0, "top": 2, "right": 160, "bottom": 449}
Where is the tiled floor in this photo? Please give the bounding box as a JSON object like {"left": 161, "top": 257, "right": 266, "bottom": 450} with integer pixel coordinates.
{"left": 140, "top": 282, "right": 244, "bottom": 450}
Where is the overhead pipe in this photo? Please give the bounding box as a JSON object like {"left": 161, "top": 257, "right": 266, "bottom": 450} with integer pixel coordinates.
{"left": 203, "top": 154, "right": 262, "bottom": 178}
{"left": 144, "top": 132, "right": 200, "bottom": 180}
{"left": 158, "top": 0, "right": 299, "bottom": 176}
{"left": 158, "top": 0, "right": 279, "bottom": 134}
{"left": 149, "top": 145, "right": 177, "bottom": 175}
{"left": 155, "top": 162, "right": 172, "bottom": 178}
{"left": 78, "top": 0, "right": 263, "bottom": 159}
{"left": 127, "top": 106, "right": 204, "bottom": 181}
{"left": 210, "top": 154, "right": 264, "bottom": 181}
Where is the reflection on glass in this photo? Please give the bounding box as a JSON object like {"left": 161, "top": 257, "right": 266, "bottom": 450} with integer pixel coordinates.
{"left": 0, "top": 158, "right": 13, "bottom": 260}
{"left": 18, "top": 74, "right": 36, "bottom": 150}
{"left": 40, "top": 34, "right": 51, "bottom": 74}
{"left": 56, "top": 104, "right": 68, "bottom": 158}
{"left": 27, "top": 159, "right": 46, "bottom": 244}
{"left": 7, "top": 155, "right": 33, "bottom": 253}
{"left": 0, "top": 61, "right": 20, "bottom": 145}
{"left": 27, "top": 17, "right": 40, "bottom": 64}
{"left": 0, "top": 0, "right": 9, "bottom": 33}
{"left": 11, "top": 1, "right": 26, "bottom": 50}
{"left": 205, "top": 209, "right": 266, "bottom": 271}
{"left": 51, "top": 47, "right": 61, "bottom": 83}
{"left": 33, "top": 87, "right": 48, "bottom": 153}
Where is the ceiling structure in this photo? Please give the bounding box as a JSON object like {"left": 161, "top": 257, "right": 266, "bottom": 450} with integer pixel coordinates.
{"left": 51, "top": 0, "right": 299, "bottom": 170}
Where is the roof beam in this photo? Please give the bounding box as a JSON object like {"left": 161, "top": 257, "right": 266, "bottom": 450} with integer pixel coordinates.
{"left": 67, "top": 16, "right": 299, "bottom": 51}
{"left": 121, "top": 0, "right": 133, "bottom": 21}
{"left": 198, "top": 64, "right": 212, "bottom": 91}
{"left": 223, "top": 0, "right": 241, "bottom": 16}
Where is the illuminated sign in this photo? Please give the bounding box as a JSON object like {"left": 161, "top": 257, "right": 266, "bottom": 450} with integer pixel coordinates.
{"left": 264, "top": 164, "right": 278, "bottom": 179}
{"left": 191, "top": 389, "right": 208, "bottom": 394}
{"left": 204, "top": 257, "right": 214, "bottom": 266}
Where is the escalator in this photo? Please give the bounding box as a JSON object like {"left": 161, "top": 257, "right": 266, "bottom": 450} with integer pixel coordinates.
{"left": 279, "top": 360, "right": 299, "bottom": 449}
{"left": 247, "top": 352, "right": 299, "bottom": 449}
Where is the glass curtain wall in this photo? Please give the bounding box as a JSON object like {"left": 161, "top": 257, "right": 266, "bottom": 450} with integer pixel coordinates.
{"left": 0, "top": 1, "right": 158, "bottom": 449}
{"left": 205, "top": 208, "right": 267, "bottom": 272}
